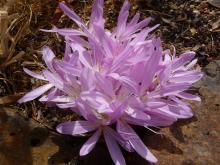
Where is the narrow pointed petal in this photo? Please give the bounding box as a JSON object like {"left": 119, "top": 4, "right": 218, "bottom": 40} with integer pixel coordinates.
{"left": 80, "top": 129, "right": 101, "bottom": 156}
{"left": 90, "top": 0, "right": 104, "bottom": 29}
{"left": 42, "top": 46, "right": 55, "bottom": 71}
{"left": 176, "top": 92, "right": 201, "bottom": 101}
{"left": 18, "top": 83, "right": 53, "bottom": 103}
{"left": 117, "top": 121, "right": 158, "bottom": 163}
{"left": 56, "top": 120, "right": 99, "bottom": 135}
{"left": 116, "top": 0, "right": 130, "bottom": 37}
{"left": 95, "top": 72, "right": 115, "bottom": 97}
{"left": 59, "top": 2, "right": 88, "bottom": 32}
{"left": 23, "top": 68, "right": 46, "bottom": 80}
{"left": 103, "top": 128, "right": 126, "bottom": 165}
{"left": 172, "top": 51, "right": 195, "bottom": 70}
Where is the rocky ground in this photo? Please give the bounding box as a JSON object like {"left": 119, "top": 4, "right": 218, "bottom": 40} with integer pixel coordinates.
{"left": 0, "top": 0, "right": 220, "bottom": 165}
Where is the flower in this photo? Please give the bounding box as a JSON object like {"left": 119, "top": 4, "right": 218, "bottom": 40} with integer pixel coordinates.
{"left": 18, "top": 0, "right": 202, "bottom": 164}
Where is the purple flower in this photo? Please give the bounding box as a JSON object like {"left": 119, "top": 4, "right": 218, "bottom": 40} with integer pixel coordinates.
{"left": 18, "top": 0, "right": 202, "bottom": 164}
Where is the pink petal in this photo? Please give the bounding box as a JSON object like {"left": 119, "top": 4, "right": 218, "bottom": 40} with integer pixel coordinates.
{"left": 18, "top": 83, "right": 53, "bottom": 103}
{"left": 39, "top": 95, "right": 73, "bottom": 103}
{"left": 56, "top": 102, "right": 76, "bottom": 109}
{"left": 103, "top": 128, "right": 126, "bottom": 165}
{"left": 90, "top": 0, "right": 104, "bottom": 29}
{"left": 80, "top": 129, "right": 101, "bottom": 156}
{"left": 41, "top": 27, "right": 86, "bottom": 37}
{"left": 172, "top": 51, "right": 195, "bottom": 70}
{"left": 141, "top": 38, "right": 162, "bottom": 90}
{"left": 42, "top": 46, "right": 55, "bottom": 72}
{"left": 149, "top": 83, "right": 191, "bottom": 98}
{"left": 116, "top": 0, "right": 130, "bottom": 37}
{"left": 117, "top": 121, "right": 157, "bottom": 163}
{"left": 95, "top": 72, "right": 115, "bottom": 97}
{"left": 53, "top": 60, "right": 81, "bottom": 76}
{"left": 176, "top": 92, "right": 201, "bottom": 101}
{"left": 56, "top": 120, "right": 98, "bottom": 135}
{"left": 59, "top": 2, "right": 88, "bottom": 32}
{"left": 23, "top": 68, "right": 46, "bottom": 80}
{"left": 125, "top": 107, "right": 151, "bottom": 121}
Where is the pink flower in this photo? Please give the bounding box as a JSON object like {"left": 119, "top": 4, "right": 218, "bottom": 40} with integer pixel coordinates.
{"left": 18, "top": 0, "right": 202, "bottom": 164}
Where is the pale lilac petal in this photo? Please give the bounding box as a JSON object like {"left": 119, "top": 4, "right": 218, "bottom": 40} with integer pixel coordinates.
{"left": 105, "top": 127, "right": 134, "bottom": 152}
{"left": 23, "top": 68, "right": 46, "bottom": 80}
{"left": 95, "top": 72, "right": 115, "bottom": 97}
{"left": 18, "top": 83, "right": 53, "bottom": 103}
{"left": 90, "top": 0, "right": 104, "bottom": 29}
{"left": 176, "top": 92, "right": 201, "bottom": 101}
{"left": 172, "top": 51, "right": 195, "bottom": 70}
{"left": 80, "top": 91, "right": 111, "bottom": 113}
{"left": 80, "top": 68, "right": 95, "bottom": 90}
{"left": 42, "top": 46, "right": 55, "bottom": 71}
{"left": 59, "top": 3, "right": 88, "bottom": 32}
{"left": 185, "top": 58, "right": 198, "bottom": 69}
{"left": 141, "top": 38, "right": 162, "bottom": 89}
{"left": 117, "top": 121, "right": 158, "bottom": 163}
{"left": 56, "top": 120, "right": 98, "bottom": 135}
{"left": 116, "top": 0, "right": 130, "bottom": 37}
{"left": 103, "top": 128, "right": 126, "bottom": 165}
{"left": 127, "top": 13, "right": 140, "bottom": 27}
{"left": 80, "top": 129, "right": 101, "bottom": 156}
{"left": 125, "top": 107, "right": 151, "bottom": 121}
{"left": 145, "top": 100, "right": 167, "bottom": 108}
{"left": 53, "top": 60, "right": 81, "bottom": 76}
{"left": 39, "top": 95, "right": 73, "bottom": 103}
{"left": 41, "top": 27, "right": 86, "bottom": 37}
{"left": 149, "top": 83, "right": 191, "bottom": 98}
{"left": 56, "top": 102, "right": 76, "bottom": 109}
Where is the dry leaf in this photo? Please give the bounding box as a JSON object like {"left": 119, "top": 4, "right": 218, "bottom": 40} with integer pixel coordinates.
{"left": 208, "top": 0, "right": 220, "bottom": 8}
{"left": 0, "top": 94, "right": 23, "bottom": 105}
{"left": 212, "top": 19, "right": 220, "bottom": 30}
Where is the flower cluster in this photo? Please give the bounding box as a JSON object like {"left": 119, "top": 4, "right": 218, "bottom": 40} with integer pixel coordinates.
{"left": 18, "top": 0, "right": 203, "bottom": 164}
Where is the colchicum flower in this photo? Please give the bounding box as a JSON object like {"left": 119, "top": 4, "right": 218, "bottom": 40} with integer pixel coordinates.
{"left": 18, "top": 0, "right": 203, "bottom": 164}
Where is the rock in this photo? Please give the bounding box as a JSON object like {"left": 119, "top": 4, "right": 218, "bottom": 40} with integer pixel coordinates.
{"left": 194, "top": 60, "right": 220, "bottom": 93}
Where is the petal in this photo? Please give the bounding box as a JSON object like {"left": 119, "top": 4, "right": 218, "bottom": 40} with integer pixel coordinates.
{"left": 42, "top": 46, "right": 55, "bottom": 71}
{"left": 170, "top": 73, "right": 203, "bottom": 83}
{"left": 172, "top": 51, "right": 195, "bottom": 70}
{"left": 39, "top": 95, "right": 73, "bottom": 103}
{"left": 80, "top": 91, "right": 111, "bottom": 113}
{"left": 149, "top": 83, "right": 191, "bottom": 98}
{"left": 125, "top": 107, "right": 151, "bottom": 121}
{"left": 145, "top": 100, "right": 167, "bottom": 108}
{"left": 105, "top": 127, "right": 134, "bottom": 152}
{"left": 141, "top": 38, "right": 162, "bottom": 89}
{"left": 108, "top": 73, "right": 138, "bottom": 94}
{"left": 42, "top": 70, "right": 63, "bottom": 89}
{"left": 41, "top": 27, "right": 86, "bottom": 37}
{"left": 90, "top": 0, "right": 104, "bottom": 29}
{"left": 80, "top": 129, "right": 101, "bottom": 156}
{"left": 56, "top": 120, "right": 99, "bottom": 135}
{"left": 80, "top": 68, "right": 95, "bottom": 91}
{"left": 23, "top": 68, "right": 46, "bottom": 80}
{"left": 18, "top": 83, "right": 53, "bottom": 103}
{"left": 117, "top": 121, "right": 157, "bottom": 163}
{"left": 53, "top": 60, "right": 81, "bottom": 77}
{"left": 176, "top": 92, "right": 201, "bottom": 101}
{"left": 59, "top": 2, "right": 88, "bottom": 32}
{"left": 95, "top": 72, "right": 115, "bottom": 97}
{"left": 56, "top": 102, "right": 76, "bottom": 109}
{"left": 116, "top": 0, "right": 130, "bottom": 37}
{"left": 103, "top": 128, "right": 126, "bottom": 165}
